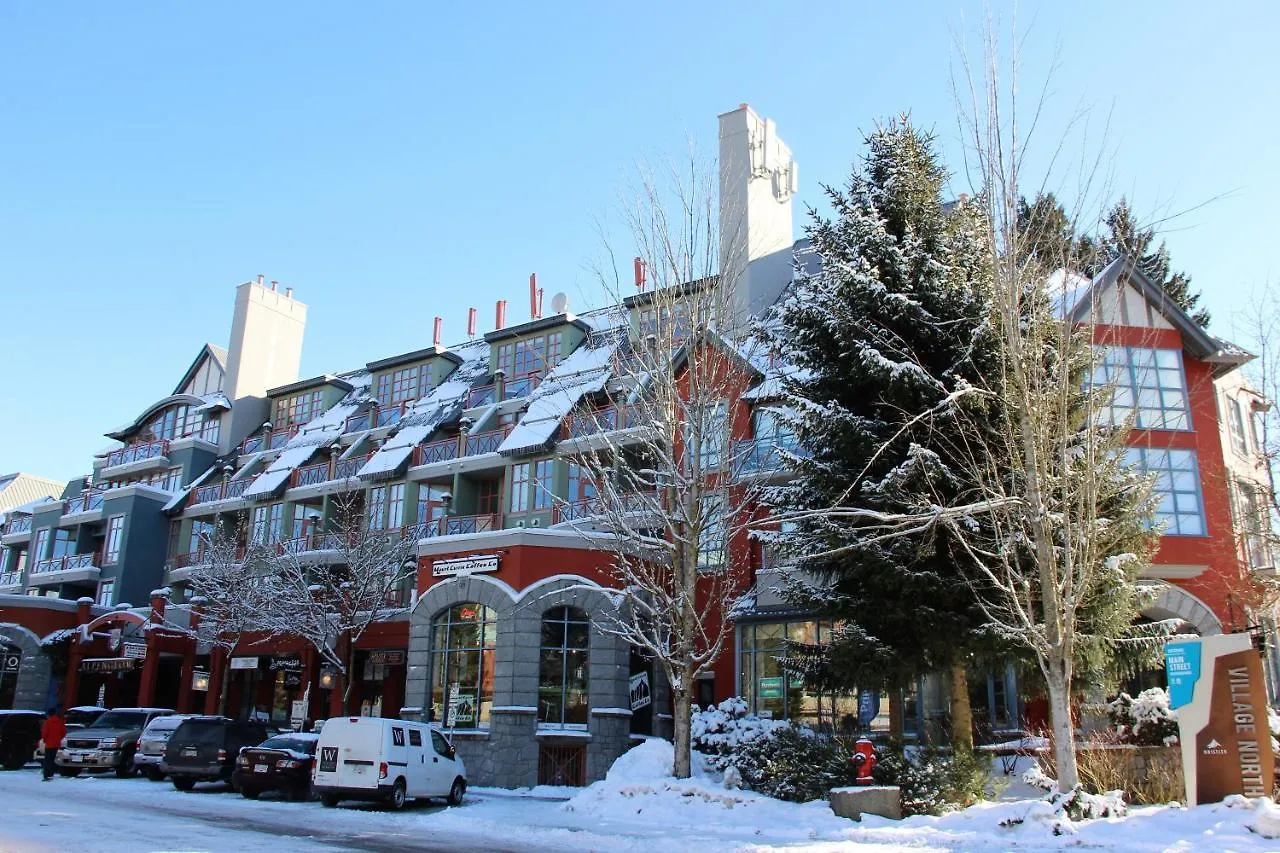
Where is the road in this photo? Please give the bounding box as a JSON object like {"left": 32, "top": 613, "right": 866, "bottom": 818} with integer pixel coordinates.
{"left": 0, "top": 764, "right": 567, "bottom": 853}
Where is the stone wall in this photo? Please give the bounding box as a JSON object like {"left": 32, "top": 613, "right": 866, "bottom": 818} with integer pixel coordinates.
{"left": 0, "top": 623, "right": 51, "bottom": 711}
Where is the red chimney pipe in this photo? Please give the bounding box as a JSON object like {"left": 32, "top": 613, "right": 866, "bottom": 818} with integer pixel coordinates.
{"left": 634, "top": 257, "right": 647, "bottom": 290}
{"left": 529, "top": 273, "right": 539, "bottom": 320}
{"left": 433, "top": 316, "right": 442, "bottom": 348}
{"left": 496, "top": 299, "right": 507, "bottom": 329}
{"left": 467, "top": 307, "right": 477, "bottom": 338}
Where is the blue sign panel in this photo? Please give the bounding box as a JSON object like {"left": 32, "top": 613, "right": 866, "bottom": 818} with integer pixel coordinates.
{"left": 1165, "top": 640, "right": 1202, "bottom": 710}
{"left": 857, "top": 690, "right": 880, "bottom": 727}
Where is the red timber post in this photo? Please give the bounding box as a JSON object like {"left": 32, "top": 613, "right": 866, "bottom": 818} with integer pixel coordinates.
{"left": 300, "top": 647, "right": 318, "bottom": 722}
{"left": 176, "top": 599, "right": 202, "bottom": 714}
{"left": 136, "top": 590, "right": 168, "bottom": 707}
{"left": 205, "top": 647, "right": 227, "bottom": 715}
{"left": 62, "top": 597, "right": 95, "bottom": 708}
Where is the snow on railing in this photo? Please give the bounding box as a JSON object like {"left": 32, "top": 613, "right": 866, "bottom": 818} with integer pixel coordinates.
{"left": 32, "top": 553, "right": 99, "bottom": 575}
{"left": 106, "top": 439, "right": 169, "bottom": 468}
{"left": 552, "top": 491, "right": 657, "bottom": 524}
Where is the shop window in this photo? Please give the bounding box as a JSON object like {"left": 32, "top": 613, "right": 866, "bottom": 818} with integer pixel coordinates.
{"left": 738, "top": 620, "right": 859, "bottom": 728}
{"left": 538, "top": 606, "right": 590, "bottom": 727}
{"left": 430, "top": 603, "right": 496, "bottom": 728}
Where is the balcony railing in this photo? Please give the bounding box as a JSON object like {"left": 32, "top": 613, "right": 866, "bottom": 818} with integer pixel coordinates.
{"left": 334, "top": 453, "right": 372, "bottom": 480}
{"left": 344, "top": 403, "right": 410, "bottom": 434}
{"left": 413, "top": 437, "right": 460, "bottom": 466}
{"left": 64, "top": 491, "right": 106, "bottom": 515}
{"left": 192, "top": 477, "right": 251, "bottom": 505}
{"left": 552, "top": 491, "right": 658, "bottom": 525}
{"left": 412, "top": 513, "right": 501, "bottom": 538}
{"left": 465, "top": 427, "right": 510, "bottom": 456}
{"left": 0, "top": 572, "right": 21, "bottom": 588}
{"left": 467, "top": 384, "right": 496, "bottom": 408}
{"left": 3, "top": 516, "right": 32, "bottom": 536}
{"left": 500, "top": 371, "right": 544, "bottom": 401}
{"left": 169, "top": 544, "right": 247, "bottom": 569}
{"left": 32, "top": 553, "right": 99, "bottom": 575}
{"left": 242, "top": 426, "right": 300, "bottom": 455}
{"left": 278, "top": 532, "right": 359, "bottom": 555}
{"left": 293, "top": 460, "right": 332, "bottom": 488}
{"left": 106, "top": 439, "right": 169, "bottom": 468}
{"left": 562, "top": 405, "right": 641, "bottom": 439}
{"left": 733, "top": 435, "right": 805, "bottom": 476}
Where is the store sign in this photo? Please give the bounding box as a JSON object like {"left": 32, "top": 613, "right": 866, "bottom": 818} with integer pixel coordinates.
{"left": 432, "top": 554, "right": 500, "bottom": 578}
{"left": 858, "top": 690, "right": 881, "bottom": 727}
{"left": 230, "top": 656, "right": 260, "bottom": 670}
{"left": 1, "top": 649, "right": 20, "bottom": 674}
{"left": 629, "top": 672, "right": 651, "bottom": 711}
{"left": 122, "top": 642, "right": 148, "bottom": 660}
{"left": 1166, "top": 633, "right": 1276, "bottom": 804}
{"left": 367, "top": 650, "right": 405, "bottom": 666}
{"left": 758, "top": 677, "right": 783, "bottom": 700}
{"left": 446, "top": 682, "right": 460, "bottom": 727}
{"left": 81, "top": 658, "right": 137, "bottom": 674}
{"left": 270, "top": 656, "right": 303, "bottom": 672}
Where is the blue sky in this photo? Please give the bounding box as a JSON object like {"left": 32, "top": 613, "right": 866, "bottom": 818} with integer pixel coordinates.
{"left": 2, "top": 1, "right": 1276, "bottom": 482}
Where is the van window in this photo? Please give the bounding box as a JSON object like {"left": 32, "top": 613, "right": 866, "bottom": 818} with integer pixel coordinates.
{"left": 408, "top": 729, "right": 422, "bottom": 747}
{"left": 431, "top": 731, "right": 451, "bottom": 757}
{"left": 392, "top": 727, "right": 405, "bottom": 747}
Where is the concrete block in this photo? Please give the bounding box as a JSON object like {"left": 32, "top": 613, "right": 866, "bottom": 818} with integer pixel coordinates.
{"left": 828, "top": 786, "right": 902, "bottom": 821}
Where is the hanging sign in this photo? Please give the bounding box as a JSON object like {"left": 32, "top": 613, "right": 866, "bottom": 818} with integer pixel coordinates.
{"left": 230, "top": 656, "right": 260, "bottom": 670}
{"left": 81, "top": 658, "right": 137, "bottom": 674}
{"left": 1, "top": 651, "right": 20, "bottom": 674}
{"left": 858, "top": 690, "right": 881, "bottom": 727}
{"left": 432, "top": 555, "right": 500, "bottom": 577}
{"left": 1166, "top": 633, "right": 1275, "bottom": 805}
{"left": 122, "top": 642, "right": 148, "bottom": 660}
{"left": 270, "top": 656, "right": 303, "bottom": 672}
{"left": 629, "top": 672, "right": 651, "bottom": 711}
{"left": 367, "top": 650, "right": 405, "bottom": 666}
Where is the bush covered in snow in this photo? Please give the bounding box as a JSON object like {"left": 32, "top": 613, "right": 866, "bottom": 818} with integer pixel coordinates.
{"left": 1106, "top": 687, "right": 1178, "bottom": 746}
{"left": 871, "top": 742, "right": 989, "bottom": 816}
{"left": 690, "top": 697, "right": 788, "bottom": 768}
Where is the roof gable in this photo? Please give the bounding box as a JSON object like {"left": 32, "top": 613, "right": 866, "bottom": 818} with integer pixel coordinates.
{"left": 173, "top": 344, "right": 226, "bottom": 397}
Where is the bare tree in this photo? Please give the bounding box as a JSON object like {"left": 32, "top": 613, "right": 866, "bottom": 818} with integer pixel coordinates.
{"left": 557, "top": 155, "right": 761, "bottom": 779}
{"left": 1240, "top": 284, "right": 1280, "bottom": 530}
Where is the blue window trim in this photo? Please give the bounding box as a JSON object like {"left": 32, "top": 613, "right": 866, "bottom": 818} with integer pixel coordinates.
{"left": 1097, "top": 346, "right": 1194, "bottom": 433}
{"left": 1126, "top": 447, "right": 1209, "bottom": 537}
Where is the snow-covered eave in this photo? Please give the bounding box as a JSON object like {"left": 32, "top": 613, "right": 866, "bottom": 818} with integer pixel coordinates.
{"left": 105, "top": 393, "right": 209, "bottom": 441}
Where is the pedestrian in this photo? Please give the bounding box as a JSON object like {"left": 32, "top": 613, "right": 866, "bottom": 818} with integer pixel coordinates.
{"left": 40, "top": 706, "right": 66, "bottom": 781}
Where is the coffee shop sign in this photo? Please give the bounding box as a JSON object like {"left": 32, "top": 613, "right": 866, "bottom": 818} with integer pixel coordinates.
{"left": 432, "top": 555, "right": 499, "bottom": 578}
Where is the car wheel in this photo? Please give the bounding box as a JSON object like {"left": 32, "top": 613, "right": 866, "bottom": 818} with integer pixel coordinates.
{"left": 58, "top": 768, "right": 81, "bottom": 778}
{"left": 320, "top": 793, "right": 340, "bottom": 808}
{"left": 447, "top": 777, "right": 466, "bottom": 807}
{"left": 172, "top": 777, "right": 196, "bottom": 792}
{"left": 290, "top": 785, "right": 311, "bottom": 802}
{"left": 241, "top": 788, "right": 260, "bottom": 800}
{"left": 145, "top": 767, "right": 165, "bottom": 782}
{"left": 387, "top": 778, "right": 406, "bottom": 810}
{"left": 115, "top": 757, "right": 138, "bottom": 779}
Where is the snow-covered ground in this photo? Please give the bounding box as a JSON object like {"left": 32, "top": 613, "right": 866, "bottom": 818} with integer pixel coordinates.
{"left": 1, "top": 742, "right": 1279, "bottom": 852}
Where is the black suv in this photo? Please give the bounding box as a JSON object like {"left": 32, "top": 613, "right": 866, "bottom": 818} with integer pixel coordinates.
{"left": 0, "top": 711, "right": 43, "bottom": 770}
{"left": 163, "top": 716, "right": 276, "bottom": 791}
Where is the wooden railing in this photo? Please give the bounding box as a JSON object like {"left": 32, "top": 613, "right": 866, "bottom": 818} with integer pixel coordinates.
{"left": 192, "top": 478, "right": 251, "bottom": 505}
{"left": 334, "top": 453, "right": 372, "bottom": 479}
{"left": 64, "top": 491, "right": 106, "bottom": 515}
{"left": 106, "top": 439, "right": 169, "bottom": 468}
{"left": 241, "top": 425, "right": 300, "bottom": 455}
{"left": 32, "top": 553, "right": 99, "bottom": 575}
{"left": 413, "top": 437, "right": 460, "bottom": 466}
{"left": 465, "top": 427, "right": 510, "bottom": 455}
{"left": 3, "top": 516, "right": 32, "bottom": 536}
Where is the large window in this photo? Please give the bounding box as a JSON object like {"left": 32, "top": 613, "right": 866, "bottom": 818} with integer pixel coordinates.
{"left": 538, "top": 607, "right": 589, "bottom": 727}
{"left": 532, "top": 460, "right": 554, "bottom": 510}
{"left": 375, "top": 365, "right": 427, "bottom": 406}
{"left": 688, "top": 400, "right": 728, "bottom": 470}
{"left": 416, "top": 484, "right": 450, "bottom": 524}
{"left": 369, "top": 486, "right": 388, "bottom": 531}
{"left": 510, "top": 463, "right": 531, "bottom": 513}
{"left": 1093, "top": 347, "right": 1191, "bottom": 431}
{"left": 51, "top": 530, "right": 75, "bottom": 559}
{"left": 697, "top": 497, "right": 726, "bottom": 570}
{"left": 495, "top": 334, "right": 563, "bottom": 387}
{"left": 274, "top": 391, "right": 325, "bottom": 427}
{"left": 32, "top": 529, "right": 49, "bottom": 560}
{"left": 267, "top": 503, "right": 284, "bottom": 543}
{"left": 250, "top": 506, "right": 269, "bottom": 545}
{"left": 386, "top": 483, "right": 406, "bottom": 529}
{"left": 187, "top": 520, "right": 214, "bottom": 556}
{"left": 1237, "top": 479, "right": 1272, "bottom": 569}
{"left": 739, "top": 621, "right": 857, "bottom": 727}
{"left": 430, "top": 603, "right": 497, "bottom": 728}
{"left": 1125, "top": 448, "right": 1206, "bottom": 536}
{"left": 104, "top": 516, "right": 125, "bottom": 564}
{"left": 1227, "top": 396, "right": 1250, "bottom": 456}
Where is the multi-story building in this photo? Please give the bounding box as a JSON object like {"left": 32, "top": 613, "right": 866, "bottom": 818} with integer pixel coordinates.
{"left": 1, "top": 105, "right": 1274, "bottom": 788}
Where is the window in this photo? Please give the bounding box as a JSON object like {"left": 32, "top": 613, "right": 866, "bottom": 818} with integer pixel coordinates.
{"left": 408, "top": 728, "right": 422, "bottom": 747}
{"left": 187, "top": 520, "right": 214, "bottom": 556}
{"left": 1092, "top": 347, "right": 1191, "bottom": 430}
{"left": 251, "top": 506, "right": 269, "bottom": 545}
{"left": 538, "top": 607, "right": 590, "bottom": 727}
{"left": 417, "top": 484, "right": 450, "bottom": 524}
{"left": 275, "top": 391, "right": 325, "bottom": 427}
{"left": 162, "top": 467, "right": 182, "bottom": 492}
{"left": 476, "top": 480, "right": 500, "bottom": 516}
{"left": 689, "top": 401, "right": 728, "bottom": 470}
{"left": 267, "top": 503, "right": 284, "bottom": 543}
{"left": 697, "top": 497, "right": 726, "bottom": 570}
{"left": 369, "top": 487, "right": 388, "bottom": 531}
{"left": 1125, "top": 448, "right": 1206, "bottom": 536}
{"left": 566, "top": 462, "right": 596, "bottom": 502}
{"left": 1238, "top": 480, "right": 1272, "bottom": 569}
{"left": 51, "top": 530, "right": 74, "bottom": 559}
{"left": 104, "top": 516, "right": 125, "bottom": 564}
{"left": 430, "top": 603, "right": 497, "bottom": 728}
{"left": 32, "top": 529, "right": 49, "bottom": 560}
{"left": 510, "top": 463, "right": 531, "bottom": 513}
{"left": 496, "top": 334, "right": 563, "bottom": 392}
{"left": 96, "top": 580, "right": 115, "bottom": 607}
{"left": 638, "top": 302, "right": 692, "bottom": 341}
{"left": 431, "top": 730, "right": 452, "bottom": 757}
{"left": 386, "top": 483, "right": 405, "bottom": 530}
{"left": 532, "top": 460, "right": 554, "bottom": 510}
{"left": 1228, "top": 396, "right": 1250, "bottom": 456}
{"left": 739, "top": 621, "right": 856, "bottom": 726}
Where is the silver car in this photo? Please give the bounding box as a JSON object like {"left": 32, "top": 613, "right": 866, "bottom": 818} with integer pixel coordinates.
{"left": 133, "top": 714, "right": 194, "bottom": 780}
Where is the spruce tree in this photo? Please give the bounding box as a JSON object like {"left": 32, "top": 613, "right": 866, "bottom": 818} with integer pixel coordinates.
{"left": 769, "top": 118, "right": 1005, "bottom": 748}
{"left": 1097, "top": 198, "right": 1209, "bottom": 327}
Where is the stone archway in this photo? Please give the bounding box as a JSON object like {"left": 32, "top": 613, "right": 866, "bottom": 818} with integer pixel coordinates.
{"left": 1141, "top": 583, "right": 1222, "bottom": 637}
{"left": 0, "top": 623, "right": 51, "bottom": 711}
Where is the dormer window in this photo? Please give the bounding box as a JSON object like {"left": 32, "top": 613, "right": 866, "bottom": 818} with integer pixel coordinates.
{"left": 375, "top": 364, "right": 428, "bottom": 406}
{"left": 275, "top": 390, "right": 325, "bottom": 427}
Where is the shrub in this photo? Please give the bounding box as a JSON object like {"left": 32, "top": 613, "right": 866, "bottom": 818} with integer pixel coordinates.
{"left": 730, "top": 726, "right": 856, "bottom": 802}
{"left": 871, "top": 742, "right": 989, "bottom": 816}
{"left": 1106, "top": 688, "right": 1178, "bottom": 746}
{"left": 691, "top": 697, "right": 788, "bottom": 770}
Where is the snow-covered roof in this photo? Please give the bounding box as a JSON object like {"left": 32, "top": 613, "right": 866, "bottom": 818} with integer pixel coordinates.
{"left": 497, "top": 337, "right": 620, "bottom": 456}
{"left": 357, "top": 378, "right": 474, "bottom": 480}
{"left": 193, "top": 392, "right": 232, "bottom": 414}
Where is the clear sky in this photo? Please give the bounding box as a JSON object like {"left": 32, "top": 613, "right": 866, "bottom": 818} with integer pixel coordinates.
{"left": 1, "top": 1, "right": 1276, "bottom": 482}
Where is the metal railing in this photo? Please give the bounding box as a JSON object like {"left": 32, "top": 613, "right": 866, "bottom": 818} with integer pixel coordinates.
{"left": 0, "top": 572, "right": 21, "bottom": 588}
{"left": 415, "top": 513, "right": 501, "bottom": 538}
{"left": 278, "top": 532, "right": 359, "bottom": 555}
{"left": 293, "top": 460, "right": 332, "bottom": 488}
{"left": 106, "top": 439, "right": 169, "bottom": 468}
{"left": 169, "top": 544, "right": 247, "bottom": 569}
{"left": 32, "top": 553, "right": 99, "bottom": 575}
{"left": 552, "top": 491, "right": 657, "bottom": 524}
{"left": 192, "top": 477, "right": 251, "bottom": 505}
{"left": 242, "top": 426, "right": 299, "bottom": 455}
{"left": 3, "top": 516, "right": 32, "bottom": 536}
{"left": 333, "top": 453, "right": 372, "bottom": 479}
{"left": 64, "top": 491, "right": 106, "bottom": 515}
{"left": 413, "top": 437, "right": 460, "bottom": 466}
{"left": 465, "top": 427, "right": 509, "bottom": 455}
{"left": 562, "top": 405, "right": 641, "bottom": 439}
{"left": 732, "top": 435, "right": 805, "bottom": 476}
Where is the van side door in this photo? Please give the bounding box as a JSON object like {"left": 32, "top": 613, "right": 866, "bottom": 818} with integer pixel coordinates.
{"left": 427, "top": 730, "right": 455, "bottom": 796}
{"left": 405, "top": 726, "right": 428, "bottom": 796}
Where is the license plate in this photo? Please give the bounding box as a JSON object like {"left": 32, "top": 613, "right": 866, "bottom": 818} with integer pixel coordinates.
{"left": 182, "top": 748, "right": 198, "bottom": 757}
{"left": 254, "top": 764, "right": 268, "bottom": 773}
{"left": 71, "top": 754, "right": 87, "bottom": 762}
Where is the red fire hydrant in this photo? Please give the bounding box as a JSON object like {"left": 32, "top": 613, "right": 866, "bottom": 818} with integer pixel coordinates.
{"left": 851, "top": 737, "right": 877, "bottom": 785}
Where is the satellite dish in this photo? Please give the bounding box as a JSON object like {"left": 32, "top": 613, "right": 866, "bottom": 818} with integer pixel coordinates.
{"left": 551, "top": 292, "right": 569, "bottom": 314}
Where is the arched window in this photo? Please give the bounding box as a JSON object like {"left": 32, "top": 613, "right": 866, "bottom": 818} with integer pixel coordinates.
{"left": 430, "top": 603, "right": 496, "bottom": 728}
{"left": 538, "top": 606, "right": 590, "bottom": 727}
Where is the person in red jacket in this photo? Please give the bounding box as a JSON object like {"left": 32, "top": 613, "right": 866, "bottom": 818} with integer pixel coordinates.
{"left": 40, "top": 707, "right": 66, "bottom": 781}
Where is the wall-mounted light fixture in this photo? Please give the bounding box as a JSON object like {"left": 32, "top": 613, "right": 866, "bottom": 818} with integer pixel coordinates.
{"left": 318, "top": 667, "right": 338, "bottom": 691}
{"left": 191, "top": 670, "right": 211, "bottom": 692}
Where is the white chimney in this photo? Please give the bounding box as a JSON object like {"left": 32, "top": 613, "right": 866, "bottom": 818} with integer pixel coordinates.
{"left": 718, "top": 104, "right": 797, "bottom": 323}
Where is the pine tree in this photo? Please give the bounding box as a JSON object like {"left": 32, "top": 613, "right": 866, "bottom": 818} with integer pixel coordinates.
{"left": 769, "top": 118, "right": 1006, "bottom": 748}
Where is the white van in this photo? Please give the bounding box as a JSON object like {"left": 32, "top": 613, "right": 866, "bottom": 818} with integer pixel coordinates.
{"left": 311, "top": 717, "right": 467, "bottom": 810}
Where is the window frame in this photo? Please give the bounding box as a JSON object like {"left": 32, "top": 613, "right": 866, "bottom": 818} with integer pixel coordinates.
{"left": 429, "top": 603, "right": 497, "bottom": 729}
{"left": 1093, "top": 346, "right": 1192, "bottom": 431}
{"left": 510, "top": 463, "right": 531, "bottom": 513}
{"left": 1126, "top": 447, "right": 1208, "bottom": 536}
{"left": 103, "top": 516, "right": 125, "bottom": 565}
{"left": 537, "top": 606, "right": 591, "bottom": 728}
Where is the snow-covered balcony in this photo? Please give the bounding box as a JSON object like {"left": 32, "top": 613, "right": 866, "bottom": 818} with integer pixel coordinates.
{"left": 29, "top": 552, "right": 101, "bottom": 585}
{"left": 0, "top": 571, "right": 22, "bottom": 591}
{"left": 557, "top": 404, "right": 647, "bottom": 453}
{"left": 1, "top": 515, "right": 32, "bottom": 543}
{"left": 190, "top": 477, "right": 251, "bottom": 506}
{"left": 408, "top": 427, "right": 511, "bottom": 480}
{"left": 344, "top": 402, "right": 409, "bottom": 435}
{"left": 240, "top": 425, "right": 301, "bottom": 455}
{"left": 413, "top": 437, "right": 460, "bottom": 467}
{"left": 165, "top": 544, "right": 247, "bottom": 582}
{"left": 101, "top": 438, "right": 170, "bottom": 480}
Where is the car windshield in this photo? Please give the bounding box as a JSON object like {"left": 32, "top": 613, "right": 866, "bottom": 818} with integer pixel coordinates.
{"left": 93, "top": 711, "right": 147, "bottom": 729}
{"left": 175, "top": 721, "right": 227, "bottom": 744}
{"left": 257, "top": 736, "right": 317, "bottom": 754}
{"left": 145, "top": 717, "right": 184, "bottom": 733}
{"left": 65, "top": 709, "right": 103, "bottom": 726}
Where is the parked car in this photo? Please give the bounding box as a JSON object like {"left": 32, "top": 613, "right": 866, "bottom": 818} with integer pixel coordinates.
{"left": 163, "top": 716, "right": 276, "bottom": 791}
{"left": 233, "top": 732, "right": 320, "bottom": 800}
{"left": 311, "top": 717, "right": 466, "bottom": 810}
{"left": 133, "top": 714, "right": 195, "bottom": 781}
{"left": 0, "top": 710, "right": 44, "bottom": 770}
{"left": 64, "top": 706, "right": 107, "bottom": 730}
{"left": 56, "top": 707, "right": 174, "bottom": 777}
